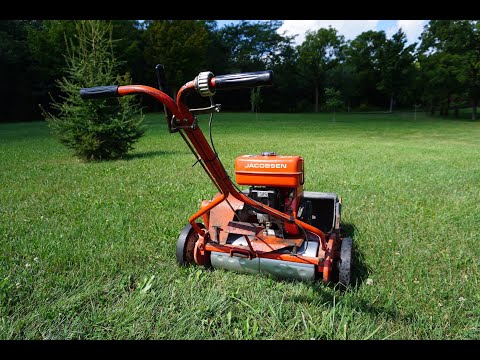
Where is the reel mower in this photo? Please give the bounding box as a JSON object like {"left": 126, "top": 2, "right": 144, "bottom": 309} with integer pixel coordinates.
{"left": 80, "top": 66, "right": 353, "bottom": 286}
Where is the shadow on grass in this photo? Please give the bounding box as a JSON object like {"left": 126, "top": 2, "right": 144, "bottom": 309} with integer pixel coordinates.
{"left": 286, "top": 222, "right": 370, "bottom": 301}
{"left": 124, "top": 150, "right": 183, "bottom": 160}
{"left": 340, "top": 222, "right": 370, "bottom": 289}
{"left": 284, "top": 224, "right": 418, "bottom": 327}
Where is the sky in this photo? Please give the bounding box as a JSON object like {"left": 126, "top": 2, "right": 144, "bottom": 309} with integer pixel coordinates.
{"left": 216, "top": 20, "right": 428, "bottom": 46}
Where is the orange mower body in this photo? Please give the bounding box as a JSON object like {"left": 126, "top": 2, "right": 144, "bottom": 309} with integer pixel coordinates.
{"left": 182, "top": 151, "right": 351, "bottom": 285}
{"left": 80, "top": 67, "right": 353, "bottom": 286}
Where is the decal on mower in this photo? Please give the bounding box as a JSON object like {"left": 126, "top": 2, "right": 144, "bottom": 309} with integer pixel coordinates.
{"left": 245, "top": 163, "right": 288, "bottom": 169}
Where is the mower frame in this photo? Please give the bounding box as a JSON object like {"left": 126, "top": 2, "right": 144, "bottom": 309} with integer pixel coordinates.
{"left": 80, "top": 69, "right": 349, "bottom": 284}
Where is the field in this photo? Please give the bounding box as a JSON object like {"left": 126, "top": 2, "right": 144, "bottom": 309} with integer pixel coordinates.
{"left": 0, "top": 112, "right": 479, "bottom": 339}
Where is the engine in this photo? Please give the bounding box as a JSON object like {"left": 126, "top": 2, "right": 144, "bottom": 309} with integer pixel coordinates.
{"left": 234, "top": 152, "right": 304, "bottom": 235}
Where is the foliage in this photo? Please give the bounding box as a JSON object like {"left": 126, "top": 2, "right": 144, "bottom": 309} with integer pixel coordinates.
{"left": 25, "top": 21, "right": 77, "bottom": 118}
{"left": 110, "top": 20, "right": 147, "bottom": 84}
{"left": 27, "top": 21, "right": 77, "bottom": 84}
{"left": 143, "top": 20, "right": 210, "bottom": 94}
{"left": 250, "top": 87, "right": 263, "bottom": 117}
{"left": 326, "top": 63, "right": 358, "bottom": 112}
{"left": 0, "top": 21, "right": 36, "bottom": 121}
{"left": 217, "top": 20, "right": 295, "bottom": 112}
{"left": 417, "top": 51, "right": 462, "bottom": 116}
{"left": 44, "top": 20, "right": 144, "bottom": 161}
{"left": 325, "top": 88, "right": 343, "bottom": 110}
{"left": 219, "top": 20, "right": 294, "bottom": 72}
{"left": 3, "top": 20, "right": 480, "bottom": 120}
{"left": 325, "top": 87, "right": 343, "bottom": 121}
{"left": 344, "top": 30, "right": 386, "bottom": 108}
{"left": 419, "top": 20, "right": 480, "bottom": 120}
{"left": 297, "top": 27, "right": 345, "bottom": 112}
{"left": 376, "top": 30, "right": 417, "bottom": 111}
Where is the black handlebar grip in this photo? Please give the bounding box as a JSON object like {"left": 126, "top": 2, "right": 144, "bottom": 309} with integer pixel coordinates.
{"left": 213, "top": 70, "right": 273, "bottom": 90}
{"left": 79, "top": 85, "right": 119, "bottom": 99}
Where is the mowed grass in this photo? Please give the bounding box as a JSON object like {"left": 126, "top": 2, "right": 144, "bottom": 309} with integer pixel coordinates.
{"left": 0, "top": 112, "right": 479, "bottom": 339}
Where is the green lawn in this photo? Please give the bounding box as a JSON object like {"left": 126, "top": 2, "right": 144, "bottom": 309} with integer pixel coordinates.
{"left": 1, "top": 112, "right": 479, "bottom": 339}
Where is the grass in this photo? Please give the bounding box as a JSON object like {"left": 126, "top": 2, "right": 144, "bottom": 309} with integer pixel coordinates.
{"left": 0, "top": 111, "right": 479, "bottom": 339}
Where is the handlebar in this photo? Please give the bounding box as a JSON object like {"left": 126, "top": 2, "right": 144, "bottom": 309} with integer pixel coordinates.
{"left": 79, "top": 86, "right": 119, "bottom": 99}
{"left": 213, "top": 70, "right": 273, "bottom": 90}
{"left": 79, "top": 70, "right": 273, "bottom": 103}
{"left": 194, "top": 70, "right": 273, "bottom": 97}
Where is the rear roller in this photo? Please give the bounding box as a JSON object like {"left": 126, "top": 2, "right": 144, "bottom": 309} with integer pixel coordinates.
{"left": 176, "top": 223, "right": 205, "bottom": 266}
{"left": 338, "top": 237, "right": 353, "bottom": 287}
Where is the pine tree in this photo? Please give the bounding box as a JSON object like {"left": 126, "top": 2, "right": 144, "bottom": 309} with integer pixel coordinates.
{"left": 44, "top": 20, "right": 144, "bottom": 161}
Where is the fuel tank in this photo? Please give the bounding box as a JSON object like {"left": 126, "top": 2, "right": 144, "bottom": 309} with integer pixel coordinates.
{"left": 235, "top": 153, "right": 304, "bottom": 187}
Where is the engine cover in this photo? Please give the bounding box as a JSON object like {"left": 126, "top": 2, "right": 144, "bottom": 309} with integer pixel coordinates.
{"left": 235, "top": 153, "right": 304, "bottom": 187}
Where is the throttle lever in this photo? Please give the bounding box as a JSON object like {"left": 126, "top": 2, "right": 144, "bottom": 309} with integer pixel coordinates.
{"left": 189, "top": 104, "right": 221, "bottom": 115}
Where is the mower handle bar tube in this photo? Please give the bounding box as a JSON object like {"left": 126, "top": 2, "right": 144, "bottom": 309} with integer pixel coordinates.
{"left": 79, "top": 71, "right": 326, "bottom": 250}
{"left": 79, "top": 71, "right": 273, "bottom": 101}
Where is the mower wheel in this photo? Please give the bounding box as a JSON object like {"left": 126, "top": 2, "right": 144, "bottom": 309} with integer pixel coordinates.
{"left": 338, "top": 237, "right": 353, "bottom": 287}
{"left": 176, "top": 223, "right": 205, "bottom": 266}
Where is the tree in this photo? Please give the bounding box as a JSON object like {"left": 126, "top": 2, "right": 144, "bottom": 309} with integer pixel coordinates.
{"left": 0, "top": 20, "right": 36, "bottom": 121}
{"left": 26, "top": 20, "right": 77, "bottom": 118}
{"left": 45, "top": 20, "right": 144, "bottom": 161}
{"left": 420, "top": 20, "right": 480, "bottom": 120}
{"left": 325, "top": 87, "right": 343, "bottom": 121}
{"left": 219, "top": 20, "right": 295, "bottom": 111}
{"left": 220, "top": 20, "right": 293, "bottom": 71}
{"left": 250, "top": 87, "right": 263, "bottom": 119}
{"left": 376, "top": 29, "right": 416, "bottom": 112}
{"left": 111, "top": 20, "right": 146, "bottom": 84}
{"left": 344, "top": 30, "right": 386, "bottom": 109}
{"left": 327, "top": 62, "right": 359, "bottom": 112}
{"left": 143, "top": 20, "right": 211, "bottom": 98}
{"left": 203, "top": 20, "right": 229, "bottom": 75}
{"left": 2, "top": 20, "right": 144, "bottom": 121}
{"left": 417, "top": 51, "right": 462, "bottom": 116}
{"left": 297, "top": 27, "right": 345, "bottom": 112}
{"left": 267, "top": 42, "right": 301, "bottom": 112}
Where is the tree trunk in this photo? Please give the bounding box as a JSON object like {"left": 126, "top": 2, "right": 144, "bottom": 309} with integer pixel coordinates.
{"left": 315, "top": 86, "right": 319, "bottom": 113}
{"left": 389, "top": 94, "right": 394, "bottom": 113}
{"left": 446, "top": 95, "right": 450, "bottom": 117}
{"left": 472, "top": 98, "right": 478, "bottom": 120}
{"left": 251, "top": 88, "right": 255, "bottom": 112}
{"left": 347, "top": 99, "right": 351, "bottom": 113}
{"left": 454, "top": 107, "right": 459, "bottom": 118}
{"left": 440, "top": 106, "right": 444, "bottom": 116}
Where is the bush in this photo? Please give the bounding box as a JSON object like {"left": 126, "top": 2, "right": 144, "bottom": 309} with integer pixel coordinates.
{"left": 296, "top": 99, "right": 313, "bottom": 112}
{"left": 358, "top": 103, "right": 369, "bottom": 112}
{"left": 44, "top": 20, "right": 144, "bottom": 161}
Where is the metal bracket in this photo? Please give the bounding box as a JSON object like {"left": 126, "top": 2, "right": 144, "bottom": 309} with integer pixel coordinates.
{"left": 170, "top": 116, "right": 199, "bottom": 131}
{"left": 168, "top": 116, "right": 179, "bottom": 133}
{"left": 212, "top": 225, "right": 221, "bottom": 243}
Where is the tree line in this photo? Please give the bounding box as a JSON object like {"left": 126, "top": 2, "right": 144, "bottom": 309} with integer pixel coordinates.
{"left": 1, "top": 19, "right": 479, "bottom": 122}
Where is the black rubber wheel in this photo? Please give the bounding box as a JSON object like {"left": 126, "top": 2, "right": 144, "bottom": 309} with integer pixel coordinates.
{"left": 338, "top": 237, "right": 353, "bottom": 287}
{"left": 176, "top": 223, "right": 205, "bottom": 266}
